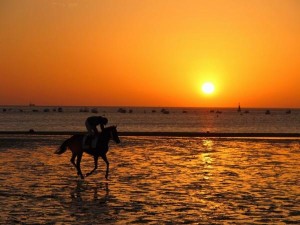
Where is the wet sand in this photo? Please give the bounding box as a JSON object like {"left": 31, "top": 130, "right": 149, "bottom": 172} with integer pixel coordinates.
{"left": 0, "top": 135, "right": 300, "bottom": 224}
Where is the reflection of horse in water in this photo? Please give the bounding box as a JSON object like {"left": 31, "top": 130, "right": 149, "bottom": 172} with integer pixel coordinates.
{"left": 55, "top": 126, "right": 120, "bottom": 179}
{"left": 55, "top": 180, "right": 112, "bottom": 223}
{"left": 71, "top": 180, "right": 110, "bottom": 204}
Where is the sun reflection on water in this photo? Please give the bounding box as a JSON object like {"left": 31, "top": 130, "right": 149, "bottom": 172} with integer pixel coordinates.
{"left": 0, "top": 136, "right": 300, "bottom": 224}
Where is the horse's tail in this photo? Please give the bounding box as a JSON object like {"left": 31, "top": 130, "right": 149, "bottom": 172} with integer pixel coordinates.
{"left": 55, "top": 138, "right": 71, "bottom": 154}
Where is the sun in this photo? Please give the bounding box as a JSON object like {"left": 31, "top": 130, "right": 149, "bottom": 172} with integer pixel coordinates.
{"left": 201, "top": 82, "right": 215, "bottom": 94}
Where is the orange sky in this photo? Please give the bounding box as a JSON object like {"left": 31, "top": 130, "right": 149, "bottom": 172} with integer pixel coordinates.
{"left": 0, "top": 0, "right": 299, "bottom": 107}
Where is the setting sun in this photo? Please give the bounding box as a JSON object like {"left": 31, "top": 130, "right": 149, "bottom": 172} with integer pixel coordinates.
{"left": 1, "top": 1, "right": 300, "bottom": 107}
{"left": 201, "top": 82, "right": 215, "bottom": 94}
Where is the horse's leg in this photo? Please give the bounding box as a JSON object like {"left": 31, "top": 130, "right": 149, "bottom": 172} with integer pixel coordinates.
{"left": 70, "top": 153, "right": 77, "bottom": 169}
{"left": 86, "top": 156, "right": 98, "bottom": 177}
{"left": 101, "top": 154, "right": 109, "bottom": 179}
{"left": 76, "top": 153, "right": 84, "bottom": 179}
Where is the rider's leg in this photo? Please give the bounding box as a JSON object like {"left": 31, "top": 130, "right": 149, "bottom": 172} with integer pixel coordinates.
{"left": 85, "top": 121, "right": 93, "bottom": 136}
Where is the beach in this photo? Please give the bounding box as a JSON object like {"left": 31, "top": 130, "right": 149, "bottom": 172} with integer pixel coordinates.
{"left": 1, "top": 135, "right": 299, "bottom": 224}
{"left": 2, "top": 1, "right": 300, "bottom": 224}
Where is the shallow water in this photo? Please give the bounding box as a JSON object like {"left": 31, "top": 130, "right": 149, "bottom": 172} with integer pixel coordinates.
{"left": 0, "top": 135, "right": 300, "bottom": 224}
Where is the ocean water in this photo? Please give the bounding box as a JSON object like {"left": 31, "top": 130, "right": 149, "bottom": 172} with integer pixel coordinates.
{"left": 0, "top": 135, "right": 299, "bottom": 224}
{"left": 1, "top": 106, "right": 300, "bottom": 224}
{"left": 0, "top": 106, "right": 300, "bottom": 133}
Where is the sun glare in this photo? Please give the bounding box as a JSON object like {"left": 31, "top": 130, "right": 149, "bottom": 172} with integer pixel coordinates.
{"left": 201, "top": 82, "right": 215, "bottom": 94}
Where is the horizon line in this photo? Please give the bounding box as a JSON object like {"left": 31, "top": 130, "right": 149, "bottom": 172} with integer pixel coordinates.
{"left": 0, "top": 104, "right": 299, "bottom": 109}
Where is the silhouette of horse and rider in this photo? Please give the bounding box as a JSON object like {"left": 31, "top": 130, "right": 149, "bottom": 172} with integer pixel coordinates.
{"left": 55, "top": 116, "right": 120, "bottom": 179}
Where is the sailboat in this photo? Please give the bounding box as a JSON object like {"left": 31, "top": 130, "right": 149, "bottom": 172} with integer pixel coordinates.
{"left": 237, "top": 103, "right": 241, "bottom": 112}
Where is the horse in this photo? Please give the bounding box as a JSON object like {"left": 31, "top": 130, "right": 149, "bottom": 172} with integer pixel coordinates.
{"left": 55, "top": 126, "right": 120, "bottom": 179}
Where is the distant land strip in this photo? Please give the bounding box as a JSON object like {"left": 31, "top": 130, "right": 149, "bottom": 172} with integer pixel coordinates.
{"left": 0, "top": 131, "right": 299, "bottom": 138}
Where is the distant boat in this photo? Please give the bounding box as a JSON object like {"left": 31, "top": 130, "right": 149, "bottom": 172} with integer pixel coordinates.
{"left": 91, "top": 108, "right": 98, "bottom": 113}
{"left": 161, "top": 108, "right": 170, "bottom": 114}
{"left": 58, "top": 107, "right": 63, "bottom": 112}
{"left": 237, "top": 103, "right": 241, "bottom": 112}
{"left": 43, "top": 108, "right": 50, "bottom": 112}
{"left": 286, "top": 109, "right": 291, "bottom": 114}
{"left": 79, "top": 107, "right": 89, "bottom": 112}
{"left": 265, "top": 110, "right": 271, "bottom": 115}
{"left": 244, "top": 110, "right": 250, "bottom": 114}
{"left": 117, "top": 108, "right": 126, "bottom": 113}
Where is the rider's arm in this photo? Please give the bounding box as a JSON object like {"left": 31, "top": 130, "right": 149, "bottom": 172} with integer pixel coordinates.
{"left": 100, "top": 124, "right": 105, "bottom": 131}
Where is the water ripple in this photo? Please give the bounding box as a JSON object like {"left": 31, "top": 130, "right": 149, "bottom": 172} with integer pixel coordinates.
{"left": 0, "top": 136, "right": 300, "bottom": 224}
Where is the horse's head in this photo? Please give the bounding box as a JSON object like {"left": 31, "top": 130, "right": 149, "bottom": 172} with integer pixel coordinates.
{"left": 109, "top": 126, "right": 121, "bottom": 144}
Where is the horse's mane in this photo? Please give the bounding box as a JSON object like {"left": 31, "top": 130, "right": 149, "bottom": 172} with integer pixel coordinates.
{"left": 100, "top": 126, "right": 116, "bottom": 135}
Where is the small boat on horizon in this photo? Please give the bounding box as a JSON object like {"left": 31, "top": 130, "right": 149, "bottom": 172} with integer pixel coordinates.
{"left": 237, "top": 103, "right": 241, "bottom": 112}
{"left": 91, "top": 108, "right": 98, "bottom": 113}
{"left": 161, "top": 108, "right": 170, "bottom": 114}
{"left": 117, "top": 108, "right": 126, "bottom": 113}
{"left": 79, "top": 107, "right": 89, "bottom": 112}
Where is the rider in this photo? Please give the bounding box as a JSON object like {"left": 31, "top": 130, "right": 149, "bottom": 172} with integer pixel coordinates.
{"left": 85, "top": 116, "right": 108, "bottom": 136}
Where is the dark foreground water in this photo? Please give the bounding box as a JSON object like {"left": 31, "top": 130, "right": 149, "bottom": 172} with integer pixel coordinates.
{"left": 0, "top": 135, "right": 300, "bottom": 224}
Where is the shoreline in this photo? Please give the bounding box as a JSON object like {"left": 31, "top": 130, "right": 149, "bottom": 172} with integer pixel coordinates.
{"left": 0, "top": 131, "right": 299, "bottom": 137}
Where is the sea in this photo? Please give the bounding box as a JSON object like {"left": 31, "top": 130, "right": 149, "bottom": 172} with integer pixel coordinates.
{"left": 0, "top": 106, "right": 300, "bottom": 133}
{"left": 0, "top": 106, "right": 300, "bottom": 224}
